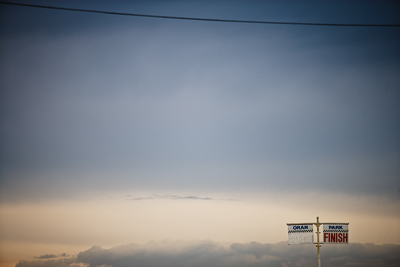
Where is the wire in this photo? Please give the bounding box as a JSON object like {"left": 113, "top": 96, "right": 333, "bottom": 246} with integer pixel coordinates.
{"left": 1, "top": 1, "right": 399, "bottom": 27}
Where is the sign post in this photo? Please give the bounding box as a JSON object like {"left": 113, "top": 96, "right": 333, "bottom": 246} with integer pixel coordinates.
{"left": 287, "top": 217, "right": 349, "bottom": 267}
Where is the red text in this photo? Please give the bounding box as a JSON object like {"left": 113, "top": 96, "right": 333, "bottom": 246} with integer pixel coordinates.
{"left": 323, "top": 233, "right": 348, "bottom": 243}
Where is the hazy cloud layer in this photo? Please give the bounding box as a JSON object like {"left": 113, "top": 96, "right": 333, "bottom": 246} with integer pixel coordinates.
{"left": 15, "top": 241, "right": 400, "bottom": 267}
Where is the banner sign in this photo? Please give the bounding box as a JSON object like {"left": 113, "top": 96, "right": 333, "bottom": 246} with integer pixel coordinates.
{"left": 323, "top": 224, "right": 349, "bottom": 244}
{"left": 287, "top": 224, "right": 314, "bottom": 244}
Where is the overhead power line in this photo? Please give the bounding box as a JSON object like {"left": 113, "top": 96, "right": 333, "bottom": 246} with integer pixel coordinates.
{"left": 1, "top": 1, "right": 399, "bottom": 27}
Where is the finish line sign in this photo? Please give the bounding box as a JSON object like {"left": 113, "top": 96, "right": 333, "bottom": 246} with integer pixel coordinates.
{"left": 287, "top": 217, "right": 348, "bottom": 267}
{"left": 323, "top": 224, "right": 349, "bottom": 243}
{"left": 287, "top": 220, "right": 349, "bottom": 245}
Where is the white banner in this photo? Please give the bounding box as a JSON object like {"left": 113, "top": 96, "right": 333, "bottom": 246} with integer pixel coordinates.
{"left": 323, "top": 224, "right": 349, "bottom": 244}
{"left": 287, "top": 224, "right": 314, "bottom": 244}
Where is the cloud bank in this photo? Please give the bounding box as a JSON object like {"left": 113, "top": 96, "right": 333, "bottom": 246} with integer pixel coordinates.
{"left": 16, "top": 240, "right": 400, "bottom": 267}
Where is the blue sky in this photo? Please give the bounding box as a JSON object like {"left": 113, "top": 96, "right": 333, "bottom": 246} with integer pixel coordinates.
{"left": 0, "top": 1, "right": 399, "bottom": 266}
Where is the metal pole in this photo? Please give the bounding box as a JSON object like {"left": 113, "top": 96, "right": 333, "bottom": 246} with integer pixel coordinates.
{"left": 316, "top": 216, "right": 321, "bottom": 267}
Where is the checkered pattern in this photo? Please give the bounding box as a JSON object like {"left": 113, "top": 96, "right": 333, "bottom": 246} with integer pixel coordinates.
{"left": 288, "top": 229, "right": 313, "bottom": 234}
{"left": 323, "top": 229, "right": 348, "bottom": 233}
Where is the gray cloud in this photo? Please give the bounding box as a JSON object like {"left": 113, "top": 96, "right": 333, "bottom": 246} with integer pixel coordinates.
{"left": 34, "top": 254, "right": 57, "bottom": 260}
{"left": 34, "top": 254, "right": 69, "bottom": 259}
{"left": 15, "top": 241, "right": 400, "bottom": 267}
{"left": 16, "top": 258, "right": 79, "bottom": 267}
{"left": 123, "top": 194, "right": 237, "bottom": 201}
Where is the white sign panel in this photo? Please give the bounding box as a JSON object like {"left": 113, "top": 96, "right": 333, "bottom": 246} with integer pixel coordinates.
{"left": 287, "top": 224, "right": 314, "bottom": 244}
{"left": 323, "top": 224, "right": 349, "bottom": 244}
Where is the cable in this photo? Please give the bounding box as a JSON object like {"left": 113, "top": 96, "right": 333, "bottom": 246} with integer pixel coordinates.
{"left": 1, "top": 1, "right": 399, "bottom": 27}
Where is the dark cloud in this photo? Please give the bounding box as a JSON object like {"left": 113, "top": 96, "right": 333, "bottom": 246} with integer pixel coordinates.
{"left": 34, "top": 254, "right": 57, "bottom": 260}
{"left": 34, "top": 254, "right": 69, "bottom": 259}
{"left": 124, "top": 194, "right": 211, "bottom": 201}
{"left": 15, "top": 241, "right": 400, "bottom": 267}
{"left": 123, "top": 194, "right": 237, "bottom": 201}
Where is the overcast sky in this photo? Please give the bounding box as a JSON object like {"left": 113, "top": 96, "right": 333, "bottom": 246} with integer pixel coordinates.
{"left": 1, "top": 1, "right": 399, "bottom": 266}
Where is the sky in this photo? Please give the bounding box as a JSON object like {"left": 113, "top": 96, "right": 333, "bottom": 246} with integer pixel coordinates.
{"left": 0, "top": 0, "right": 399, "bottom": 266}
